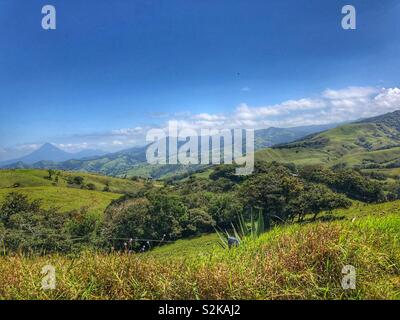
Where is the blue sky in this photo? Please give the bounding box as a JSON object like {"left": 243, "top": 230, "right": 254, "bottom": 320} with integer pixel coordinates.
{"left": 0, "top": 0, "right": 399, "bottom": 159}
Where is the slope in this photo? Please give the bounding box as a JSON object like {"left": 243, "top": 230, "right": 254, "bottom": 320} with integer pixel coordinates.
{"left": 256, "top": 110, "right": 400, "bottom": 169}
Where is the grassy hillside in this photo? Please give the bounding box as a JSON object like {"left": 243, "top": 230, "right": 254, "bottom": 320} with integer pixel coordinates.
{"left": 147, "top": 199, "right": 400, "bottom": 260}
{"left": 0, "top": 169, "right": 147, "bottom": 217}
{"left": 0, "top": 186, "right": 120, "bottom": 217}
{"left": 365, "top": 167, "right": 400, "bottom": 179}
{"left": 256, "top": 111, "right": 400, "bottom": 169}
{"left": 0, "top": 203, "right": 398, "bottom": 299}
{"left": 144, "top": 233, "right": 219, "bottom": 260}
{"left": 0, "top": 169, "right": 144, "bottom": 193}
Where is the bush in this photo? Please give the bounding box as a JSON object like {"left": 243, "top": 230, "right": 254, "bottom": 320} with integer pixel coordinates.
{"left": 0, "top": 193, "right": 73, "bottom": 253}
{"left": 184, "top": 208, "right": 215, "bottom": 235}
{"left": 86, "top": 183, "right": 96, "bottom": 190}
{"left": 102, "top": 197, "right": 153, "bottom": 250}
{"left": 0, "top": 193, "right": 102, "bottom": 253}
{"left": 295, "top": 184, "right": 352, "bottom": 221}
{"left": 67, "top": 176, "right": 84, "bottom": 186}
{"left": 208, "top": 193, "right": 243, "bottom": 228}
{"left": 300, "top": 166, "right": 385, "bottom": 203}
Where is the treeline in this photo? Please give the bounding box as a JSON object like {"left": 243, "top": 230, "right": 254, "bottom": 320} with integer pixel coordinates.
{"left": 0, "top": 162, "right": 396, "bottom": 254}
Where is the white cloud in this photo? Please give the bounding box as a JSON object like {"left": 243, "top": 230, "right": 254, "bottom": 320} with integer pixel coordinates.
{"left": 192, "top": 113, "right": 226, "bottom": 121}
{"left": 179, "top": 86, "right": 400, "bottom": 130}
{"left": 56, "top": 142, "right": 89, "bottom": 152}
{"left": 322, "top": 86, "right": 379, "bottom": 99}
{"left": 111, "top": 127, "right": 144, "bottom": 136}
{"left": 374, "top": 87, "right": 400, "bottom": 107}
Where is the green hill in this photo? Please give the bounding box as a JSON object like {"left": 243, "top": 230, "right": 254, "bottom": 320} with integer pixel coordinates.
{"left": 0, "top": 169, "right": 146, "bottom": 217}
{"left": 0, "top": 169, "right": 144, "bottom": 193}
{"left": 256, "top": 110, "right": 400, "bottom": 169}
{"left": 0, "top": 186, "right": 120, "bottom": 217}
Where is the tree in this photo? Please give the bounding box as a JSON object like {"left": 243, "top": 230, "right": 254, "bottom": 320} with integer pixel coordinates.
{"left": 239, "top": 166, "right": 304, "bottom": 223}
{"left": 146, "top": 190, "right": 187, "bottom": 239}
{"left": 103, "top": 198, "right": 153, "bottom": 250}
{"left": 73, "top": 176, "right": 84, "bottom": 185}
{"left": 209, "top": 165, "right": 243, "bottom": 183}
{"left": 300, "top": 166, "right": 385, "bottom": 203}
{"left": 47, "top": 169, "right": 56, "bottom": 180}
{"left": 86, "top": 183, "right": 96, "bottom": 191}
{"left": 102, "top": 190, "right": 190, "bottom": 250}
{"left": 0, "top": 192, "right": 75, "bottom": 253}
{"left": 0, "top": 192, "right": 41, "bottom": 226}
{"left": 184, "top": 208, "right": 215, "bottom": 235}
{"left": 295, "top": 184, "right": 351, "bottom": 221}
{"left": 103, "top": 181, "right": 111, "bottom": 192}
{"left": 333, "top": 169, "right": 385, "bottom": 203}
{"left": 208, "top": 193, "right": 243, "bottom": 228}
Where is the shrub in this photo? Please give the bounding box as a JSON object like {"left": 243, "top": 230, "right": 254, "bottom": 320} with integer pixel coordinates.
{"left": 184, "top": 208, "right": 215, "bottom": 235}
{"left": 86, "top": 183, "right": 96, "bottom": 191}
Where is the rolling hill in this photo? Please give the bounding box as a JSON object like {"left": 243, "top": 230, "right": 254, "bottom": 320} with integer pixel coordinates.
{"left": 254, "top": 123, "right": 339, "bottom": 149}
{"left": 0, "top": 186, "right": 120, "bottom": 217}
{"left": 0, "top": 169, "right": 146, "bottom": 217}
{"left": 256, "top": 110, "right": 400, "bottom": 169}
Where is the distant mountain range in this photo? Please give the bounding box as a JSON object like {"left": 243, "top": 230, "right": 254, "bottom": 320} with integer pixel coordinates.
{"left": 0, "top": 124, "right": 339, "bottom": 178}
{"left": 254, "top": 123, "right": 338, "bottom": 149}
{"left": 0, "top": 143, "right": 107, "bottom": 167}
{"left": 4, "top": 109, "right": 400, "bottom": 182}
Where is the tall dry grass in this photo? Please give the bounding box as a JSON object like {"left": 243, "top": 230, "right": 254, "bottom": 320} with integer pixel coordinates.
{"left": 0, "top": 215, "right": 399, "bottom": 300}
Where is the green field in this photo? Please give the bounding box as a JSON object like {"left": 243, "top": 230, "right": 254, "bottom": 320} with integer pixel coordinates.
{"left": 0, "top": 169, "right": 147, "bottom": 217}
{"left": 145, "top": 233, "right": 219, "bottom": 260}
{"left": 0, "top": 186, "right": 121, "bottom": 217}
{"left": 0, "top": 169, "right": 144, "bottom": 193}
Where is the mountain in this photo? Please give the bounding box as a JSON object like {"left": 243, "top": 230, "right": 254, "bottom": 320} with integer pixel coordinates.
{"left": 15, "top": 145, "right": 150, "bottom": 176}
{"left": 72, "top": 149, "right": 108, "bottom": 159}
{"left": 0, "top": 143, "right": 106, "bottom": 168}
{"left": 256, "top": 110, "right": 400, "bottom": 169}
{"left": 254, "top": 124, "right": 338, "bottom": 149}
{"left": 0, "top": 143, "right": 71, "bottom": 166}
{"left": 2, "top": 124, "right": 340, "bottom": 178}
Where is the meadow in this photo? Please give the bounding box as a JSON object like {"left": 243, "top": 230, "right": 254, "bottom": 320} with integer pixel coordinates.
{"left": 0, "top": 187, "right": 120, "bottom": 217}
{"left": 0, "top": 169, "right": 144, "bottom": 216}
{"left": 0, "top": 169, "right": 144, "bottom": 193}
